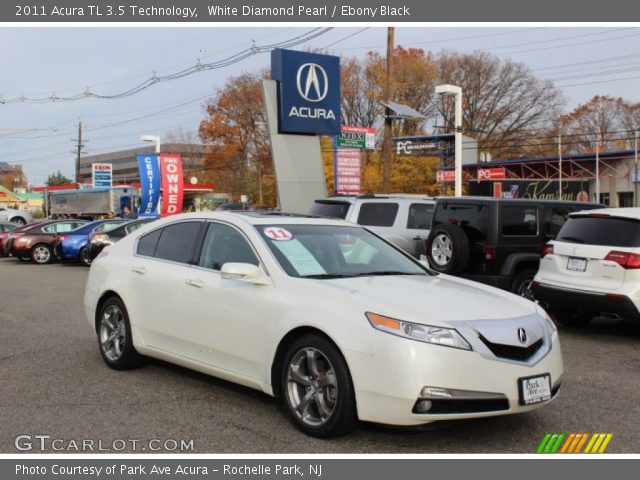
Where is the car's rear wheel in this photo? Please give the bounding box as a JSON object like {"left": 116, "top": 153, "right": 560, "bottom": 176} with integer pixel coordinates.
{"left": 426, "top": 224, "right": 469, "bottom": 274}
{"left": 31, "top": 244, "right": 53, "bottom": 264}
{"left": 511, "top": 268, "right": 537, "bottom": 301}
{"left": 97, "top": 297, "right": 144, "bottom": 370}
{"left": 281, "top": 334, "right": 357, "bottom": 438}
{"left": 79, "top": 246, "right": 92, "bottom": 267}
{"left": 12, "top": 217, "right": 26, "bottom": 225}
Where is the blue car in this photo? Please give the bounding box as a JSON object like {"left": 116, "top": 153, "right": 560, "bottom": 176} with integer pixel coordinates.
{"left": 55, "top": 219, "right": 128, "bottom": 266}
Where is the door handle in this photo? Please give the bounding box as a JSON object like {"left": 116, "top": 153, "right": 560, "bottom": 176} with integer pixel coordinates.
{"left": 131, "top": 265, "right": 147, "bottom": 274}
{"left": 185, "top": 279, "right": 205, "bottom": 288}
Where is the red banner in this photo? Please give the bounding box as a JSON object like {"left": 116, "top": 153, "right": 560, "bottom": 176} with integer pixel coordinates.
{"left": 160, "top": 154, "right": 184, "bottom": 216}
{"left": 436, "top": 170, "right": 455, "bottom": 182}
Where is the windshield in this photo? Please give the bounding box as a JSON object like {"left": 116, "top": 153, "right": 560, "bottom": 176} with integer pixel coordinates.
{"left": 309, "top": 201, "right": 351, "bottom": 219}
{"left": 258, "top": 224, "right": 429, "bottom": 278}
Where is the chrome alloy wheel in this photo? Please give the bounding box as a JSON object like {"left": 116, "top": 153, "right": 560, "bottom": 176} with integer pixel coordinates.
{"left": 99, "top": 304, "right": 127, "bottom": 362}
{"left": 431, "top": 233, "right": 453, "bottom": 266}
{"left": 517, "top": 278, "right": 535, "bottom": 301}
{"left": 286, "top": 347, "right": 338, "bottom": 427}
{"left": 32, "top": 245, "right": 51, "bottom": 264}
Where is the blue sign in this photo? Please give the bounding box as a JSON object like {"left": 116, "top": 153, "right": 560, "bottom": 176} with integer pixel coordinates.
{"left": 136, "top": 154, "right": 161, "bottom": 216}
{"left": 271, "top": 49, "right": 341, "bottom": 135}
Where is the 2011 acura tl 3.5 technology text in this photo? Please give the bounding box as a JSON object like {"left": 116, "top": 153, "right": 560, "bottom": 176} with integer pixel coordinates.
{"left": 84, "top": 212, "right": 563, "bottom": 437}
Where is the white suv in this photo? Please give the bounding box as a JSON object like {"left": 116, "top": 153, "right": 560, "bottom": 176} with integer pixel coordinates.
{"left": 310, "top": 195, "right": 435, "bottom": 257}
{"left": 533, "top": 208, "right": 640, "bottom": 326}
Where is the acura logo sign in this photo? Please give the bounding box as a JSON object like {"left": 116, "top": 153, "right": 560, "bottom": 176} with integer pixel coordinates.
{"left": 296, "top": 63, "right": 328, "bottom": 102}
{"left": 517, "top": 328, "right": 528, "bottom": 344}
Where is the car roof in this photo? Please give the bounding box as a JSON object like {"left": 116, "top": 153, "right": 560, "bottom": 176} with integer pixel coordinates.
{"left": 146, "top": 211, "right": 354, "bottom": 228}
{"left": 570, "top": 207, "right": 640, "bottom": 220}
{"left": 437, "top": 196, "right": 600, "bottom": 206}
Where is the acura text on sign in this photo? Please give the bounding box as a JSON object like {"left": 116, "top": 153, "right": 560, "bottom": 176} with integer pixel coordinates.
{"left": 160, "top": 154, "right": 184, "bottom": 216}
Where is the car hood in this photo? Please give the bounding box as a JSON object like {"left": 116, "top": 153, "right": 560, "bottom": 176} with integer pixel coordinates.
{"left": 311, "top": 273, "right": 538, "bottom": 325}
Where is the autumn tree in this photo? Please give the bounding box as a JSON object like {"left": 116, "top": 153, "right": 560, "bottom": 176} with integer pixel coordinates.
{"left": 198, "top": 71, "right": 275, "bottom": 205}
{"left": 46, "top": 170, "right": 73, "bottom": 186}
{"left": 561, "top": 96, "right": 640, "bottom": 154}
{"left": 434, "top": 51, "right": 565, "bottom": 160}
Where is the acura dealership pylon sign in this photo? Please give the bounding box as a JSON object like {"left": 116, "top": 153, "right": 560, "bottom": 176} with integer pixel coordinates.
{"left": 271, "top": 49, "right": 341, "bottom": 135}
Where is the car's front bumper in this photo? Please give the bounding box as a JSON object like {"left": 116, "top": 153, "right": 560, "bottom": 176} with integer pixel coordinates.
{"left": 345, "top": 329, "right": 563, "bottom": 426}
{"left": 533, "top": 282, "right": 640, "bottom": 320}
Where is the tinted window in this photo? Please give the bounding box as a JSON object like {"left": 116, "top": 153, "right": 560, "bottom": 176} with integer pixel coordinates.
{"left": 43, "top": 223, "right": 78, "bottom": 233}
{"left": 501, "top": 206, "right": 538, "bottom": 236}
{"left": 407, "top": 203, "right": 433, "bottom": 229}
{"left": 93, "top": 221, "right": 125, "bottom": 233}
{"left": 198, "top": 223, "right": 258, "bottom": 270}
{"left": 309, "top": 201, "right": 351, "bottom": 219}
{"left": 126, "top": 221, "right": 150, "bottom": 234}
{"left": 137, "top": 229, "right": 162, "bottom": 257}
{"left": 433, "top": 203, "right": 489, "bottom": 242}
{"left": 558, "top": 216, "right": 640, "bottom": 247}
{"left": 357, "top": 203, "right": 399, "bottom": 227}
{"left": 153, "top": 222, "right": 202, "bottom": 263}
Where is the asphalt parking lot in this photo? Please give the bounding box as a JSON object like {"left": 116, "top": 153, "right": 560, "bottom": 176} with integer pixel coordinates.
{"left": 1, "top": 257, "right": 639, "bottom": 453}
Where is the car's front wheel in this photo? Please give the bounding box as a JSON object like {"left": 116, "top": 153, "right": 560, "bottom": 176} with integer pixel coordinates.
{"left": 97, "top": 297, "right": 144, "bottom": 370}
{"left": 12, "top": 217, "right": 26, "bottom": 225}
{"left": 281, "top": 334, "right": 357, "bottom": 438}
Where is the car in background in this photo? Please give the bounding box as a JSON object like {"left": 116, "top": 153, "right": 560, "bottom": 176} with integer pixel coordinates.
{"left": 7, "top": 219, "right": 89, "bottom": 264}
{"left": 310, "top": 195, "right": 435, "bottom": 258}
{"left": 85, "top": 211, "right": 562, "bottom": 438}
{"left": 55, "top": 219, "right": 129, "bottom": 266}
{"left": 534, "top": 208, "right": 640, "bottom": 326}
{"left": 1, "top": 221, "right": 46, "bottom": 259}
{"left": 87, "top": 217, "right": 156, "bottom": 263}
{"left": 0, "top": 207, "right": 33, "bottom": 225}
{"left": 425, "top": 197, "right": 601, "bottom": 298}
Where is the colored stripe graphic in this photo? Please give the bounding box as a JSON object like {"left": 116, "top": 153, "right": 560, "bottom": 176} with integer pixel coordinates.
{"left": 537, "top": 433, "right": 613, "bottom": 453}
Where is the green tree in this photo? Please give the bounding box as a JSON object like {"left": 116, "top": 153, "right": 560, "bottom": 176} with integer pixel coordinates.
{"left": 46, "top": 170, "right": 73, "bottom": 186}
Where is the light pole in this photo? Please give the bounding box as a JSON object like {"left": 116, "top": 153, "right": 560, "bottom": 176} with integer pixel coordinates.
{"left": 635, "top": 129, "right": 638, "bottom": 207}
{"left": 141, "top": 134, "right": 161, "bottom": 154}
{"left": 435, "top": 84, "right": 463, "bottom": 197}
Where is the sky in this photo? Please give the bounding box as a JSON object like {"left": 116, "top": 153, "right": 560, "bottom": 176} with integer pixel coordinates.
{"left": 1, "top": 26, "right": 640, "bottom": 186}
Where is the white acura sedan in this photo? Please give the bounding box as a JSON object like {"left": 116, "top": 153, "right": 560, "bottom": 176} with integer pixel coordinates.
{"left": 85, "top": 212, "right": 563, "bottom": 437}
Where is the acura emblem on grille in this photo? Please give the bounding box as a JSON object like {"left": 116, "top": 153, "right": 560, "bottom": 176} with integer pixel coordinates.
{"left": 517, "top": 328, "right": 528, "bottom": 344}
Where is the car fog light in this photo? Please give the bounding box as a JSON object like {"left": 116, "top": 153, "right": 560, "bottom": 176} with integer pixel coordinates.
{"left": 420, "top": 386, "right": 453, "bottom": 398}
{"left": 415, "top": 400, "right": 433, "bottom": 413}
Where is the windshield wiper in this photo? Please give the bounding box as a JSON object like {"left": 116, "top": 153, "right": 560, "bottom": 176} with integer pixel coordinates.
{"left": 352, "top": 271, "right": 425, "bottom": 277}
{"left": 558, "top": 235, "right": 585, "bottom": 243}
{"left": 301, "top": 274, "right": 355, "bottom": 279}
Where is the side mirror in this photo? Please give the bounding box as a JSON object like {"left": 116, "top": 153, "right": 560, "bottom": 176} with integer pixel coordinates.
{"left": 220, "top": 262, "right": 270, "bottom": 285}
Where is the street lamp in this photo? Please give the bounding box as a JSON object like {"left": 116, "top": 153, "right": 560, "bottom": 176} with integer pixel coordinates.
{"left": 435, "top": 84, "right": 463, "bottom": 197}
{"left": 140, "top": 134, "right": 161, "bottom": 154}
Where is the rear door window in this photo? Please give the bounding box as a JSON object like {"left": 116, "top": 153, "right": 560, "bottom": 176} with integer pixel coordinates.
{"left": 357, "top": 203, "right": 399, "bottom": 227}
{"left": 501, "top": 206, "right": 538, "bottom": 236}
{"left": 558, "top": 216, "right": 640, "bottom": 247}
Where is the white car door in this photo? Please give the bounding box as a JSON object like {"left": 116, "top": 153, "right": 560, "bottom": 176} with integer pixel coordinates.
{"left": 178, "top": 221, "right": 279, "bottom": 380}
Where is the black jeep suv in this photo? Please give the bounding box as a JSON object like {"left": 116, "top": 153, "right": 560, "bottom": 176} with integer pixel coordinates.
{"left": 425, "top": 197, "right": 601, "bottom": 297}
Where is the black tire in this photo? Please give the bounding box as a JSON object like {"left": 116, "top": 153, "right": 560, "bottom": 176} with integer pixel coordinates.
{"left": 426, "top": 224, "right": 470, "bottom": 274}
{"left": 12, "top": 217, "right": 26, "bottom": 225}
{"left": 553, "top": 311, "right": 592, "bottom": 327}
{"left": 510, "top": 268, "right": 537, "bottom": 301}
{"left": 281, "top": 334, "right": 357, "bottom": 438}
{"left": 79, "top": 246, "right": 92, "bottom": 267}
{"left": 96, "top": 296, "right": 145, "bottom": 370}
{"left": 30, "top": 244, "right": 53, "bottom": 264}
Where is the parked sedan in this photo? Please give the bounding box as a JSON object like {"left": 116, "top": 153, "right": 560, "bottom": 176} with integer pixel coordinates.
{"left": 0, "top": 207, "right": 33, "bottom": 225}
{"left": 8, "top": 219, "right": 89, "bottom": 264}
{"left": 85, "top": 212, "right": 563, "bottom": 438}
{"left": 55, "top": 219, "right": 129, "bottom": 266}
{"left": 87, "top": 217, "right": 156, "bottom": 262}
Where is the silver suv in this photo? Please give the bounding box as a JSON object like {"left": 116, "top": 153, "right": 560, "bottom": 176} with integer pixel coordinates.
{"left": 310, "top": 195, "right": 435, "bottom": 257}
{"left": 0, "top": 207, "right": 33, "bottom": 225}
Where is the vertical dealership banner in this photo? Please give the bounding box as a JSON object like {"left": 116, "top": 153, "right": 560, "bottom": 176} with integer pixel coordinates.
{"left": 335, "top": 148, "right": 362, "bottom": 194}
{"left": 160, "top": 154, "right": 184, "bottom": 216}
{"left": 91, "top": 163, "right": 113, "bottom": 188}
{"left": 136, "top": 154, "right": 161, "bottom": 216}
{"left": 271, "top": 49, "right": 341, "bottom": 135}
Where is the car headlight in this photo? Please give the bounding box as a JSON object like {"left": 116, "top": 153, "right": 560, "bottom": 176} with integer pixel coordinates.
{"left": 366, "top": 312, "right": 471, "bottom": 350}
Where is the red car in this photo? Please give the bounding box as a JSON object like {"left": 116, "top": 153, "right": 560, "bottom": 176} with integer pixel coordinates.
{"left": 0, "top": 221, "right": 45, "bottom": 259}
{"left": 6, "top": 219, "right": 89, "bottom": 264}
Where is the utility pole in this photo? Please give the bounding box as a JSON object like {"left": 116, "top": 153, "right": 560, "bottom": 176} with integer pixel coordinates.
{"left": 558, "top": 125, "right": 562, "bottom": 200}
{"left": 382, "top": 27, "right": 395, "bottom": 194}
{"left": 72, "top": 121, "right": 86, "bottom": 184}
{"left": 635, "top": 129, "right": 638, "bottom": 207}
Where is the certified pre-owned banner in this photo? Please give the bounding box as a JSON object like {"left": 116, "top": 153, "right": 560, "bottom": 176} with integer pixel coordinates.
{"left": 137, "top": 154, "right": 161, "bottom": 216}
{"left": 160, "top": 154, "right": 184, "bottom": 216}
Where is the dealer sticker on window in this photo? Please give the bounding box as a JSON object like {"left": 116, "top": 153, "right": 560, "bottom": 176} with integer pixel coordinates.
{"left": 264, "top": 227, "right": 293, "bottom": 241}
{"left": 519, "top": 374, "right": 552, "bottom": 405}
